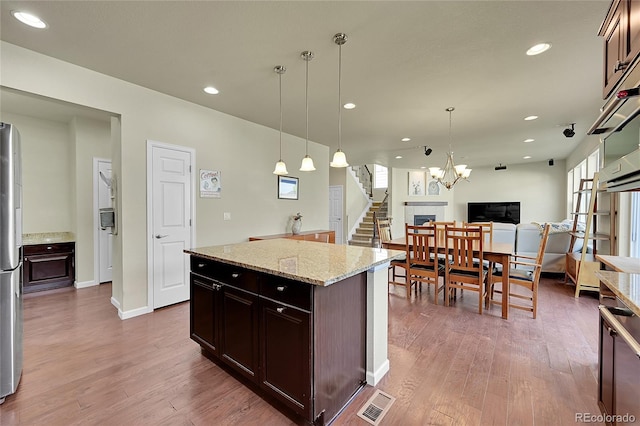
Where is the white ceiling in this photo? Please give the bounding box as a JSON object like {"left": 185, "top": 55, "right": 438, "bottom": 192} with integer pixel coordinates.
{"left": 0, "top": 0, "right": 611, "bottom": 169}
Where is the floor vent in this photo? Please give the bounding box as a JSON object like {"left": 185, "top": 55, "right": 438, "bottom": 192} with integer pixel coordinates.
{"left": 356, "top": 389, "right": 395, "bottom": 425}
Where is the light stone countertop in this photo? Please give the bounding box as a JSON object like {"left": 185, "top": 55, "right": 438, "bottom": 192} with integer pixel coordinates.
{"left": 185, "top": 239, "right": 405, "bottom": 286}
{"left": 22, "top": 232, "right": 75, "bottom": 245}
{"left": 595, "top": 271, "right": 640, "bottom": 317}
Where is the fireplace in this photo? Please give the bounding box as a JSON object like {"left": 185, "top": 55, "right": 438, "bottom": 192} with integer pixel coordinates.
{"left": 414, "top": 215, "right": 436, "bottom": 225}
{"left": 404, "top": 201, "right": 448, "bottom": 226}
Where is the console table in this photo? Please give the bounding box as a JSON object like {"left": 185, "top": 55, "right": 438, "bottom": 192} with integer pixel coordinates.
{"left": 249, "top": 229, "right": 335, "bottom": 244}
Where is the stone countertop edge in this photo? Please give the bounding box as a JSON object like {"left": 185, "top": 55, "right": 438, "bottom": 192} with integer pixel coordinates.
{"left": 595, "top": 271, "right": 640, "bottom": 317}
{"left": 185, "top": 240, "right": 405, "bottom": 287}
{"left": 22, "top": 232, "right": 76, "bottom": 245}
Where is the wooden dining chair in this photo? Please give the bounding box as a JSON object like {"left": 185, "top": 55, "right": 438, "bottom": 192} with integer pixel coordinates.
{"left": 463, "top": 221, "right": 494, "bottom": 269}
{"left": 376, "top": 218, "right": 407, "bottom": 290}
{"left": 486, "top": 223, "right": 550, "bottom": 318}
{"left": 405, "top": 223, "right": 443, "bottom": 302}
{"left": 444, "top": 225, "right": 487, "bottom": 314}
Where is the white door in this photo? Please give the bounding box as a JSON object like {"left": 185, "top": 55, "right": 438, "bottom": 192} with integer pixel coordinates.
{"left": 98, "top": 160, "right": 113, "bottom": 283}
{"left": 149, "top": 143, "right": 193, "bottom": 309}
{"left": 329, "top": 185, "right": 344, "bottom": 244}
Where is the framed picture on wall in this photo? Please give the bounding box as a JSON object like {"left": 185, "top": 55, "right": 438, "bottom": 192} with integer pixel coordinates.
{"left": 408, "top": 171, "right": 426, "bottom": 196}
{"left": 278, "top": 176, "right": 299, "bottom": 200}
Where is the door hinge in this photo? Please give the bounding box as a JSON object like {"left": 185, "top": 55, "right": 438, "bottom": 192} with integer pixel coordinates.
{"left": 189, "top": 219, "right": 192, "bottom": 226}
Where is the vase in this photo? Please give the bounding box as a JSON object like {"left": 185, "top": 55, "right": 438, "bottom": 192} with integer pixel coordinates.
{"left": 292, "top": 219, "right": 302, "bottom": 235}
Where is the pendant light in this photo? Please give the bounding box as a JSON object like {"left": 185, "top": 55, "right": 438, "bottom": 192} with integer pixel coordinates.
{"left": 330, "top": 33, "right": 349, "bottom": 168}
{"left": 273, "top": 65, "right": 288, "bottom": 175}
{"left": 299, "top": 51, "right": 316, "bottom": 171}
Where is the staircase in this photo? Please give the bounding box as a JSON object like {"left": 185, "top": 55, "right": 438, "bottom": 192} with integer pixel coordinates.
{"left": 349, "top": 201, "right": 388, "bottom": 247}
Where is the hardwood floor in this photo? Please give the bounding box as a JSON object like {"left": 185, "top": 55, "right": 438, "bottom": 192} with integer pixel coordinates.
{"left": 0, "top": 275, "right": 603, "bottom": 425}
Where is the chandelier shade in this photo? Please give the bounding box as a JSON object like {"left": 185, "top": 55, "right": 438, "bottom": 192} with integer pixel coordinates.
{"left": 428, "top": 107, "right": 471, "bottom": 190}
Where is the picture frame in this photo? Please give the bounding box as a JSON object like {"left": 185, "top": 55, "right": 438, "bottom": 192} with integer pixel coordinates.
{"left": 408, "top": 171, "right": 426, "bottom": 196}
{"left": 278, "top": 175, "right": 299, "bottom": 200}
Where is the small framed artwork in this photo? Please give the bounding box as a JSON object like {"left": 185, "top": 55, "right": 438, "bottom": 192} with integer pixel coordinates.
{"left": 428, "top": 178, "right": 440, "bottom": 195}
{"left": 408, "top": 171, "right": 426, "bottom": 196}
{"left": 278, "top": 175, "right": 299, "bottom": 200}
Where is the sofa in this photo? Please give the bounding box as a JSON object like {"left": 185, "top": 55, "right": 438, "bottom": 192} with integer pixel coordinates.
{"left": 483, "top": 220, "right": 582, "bottom": 273}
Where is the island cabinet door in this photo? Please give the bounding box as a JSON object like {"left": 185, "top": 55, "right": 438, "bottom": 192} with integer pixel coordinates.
{"left": 220, "top": 285, "right": 260, "bottom": 383}
{"left": 189, "top": 273, "right": 220, "bottom": 355}
{"left": 259, "top": 298, "right": 312, "bottom": 420}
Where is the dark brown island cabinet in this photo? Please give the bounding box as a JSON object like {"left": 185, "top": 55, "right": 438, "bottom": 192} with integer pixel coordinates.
{"left": 189, "top": 255, "right": 366, "bottom": 425}
{"left": 23, "top": 242, "right": 75, "bottom": 293}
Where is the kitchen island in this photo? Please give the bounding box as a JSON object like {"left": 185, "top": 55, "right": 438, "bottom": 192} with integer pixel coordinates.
{"left": 184, "top": 239, "right": 403, "bottom": 425}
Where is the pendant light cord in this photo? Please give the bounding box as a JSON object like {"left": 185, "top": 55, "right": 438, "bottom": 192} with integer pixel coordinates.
{"left": 338, "top": 42, "right": 342, "bottom": 151}
{"left": 305, "top": 55, "right": 309, "bottom": 155}
{"left": 448, "top": 107, "right": 453, "bottom": 153}
{"left": 279, "top": 71, "right": 283, "bottom": 159}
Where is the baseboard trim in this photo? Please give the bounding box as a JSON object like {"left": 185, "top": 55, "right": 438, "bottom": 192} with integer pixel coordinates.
{"left": 118, "top": 304, "right": 153, "bottom": 320}
{"left": 366, "top": 359, "right": 390, "bottom": 386}
{"left": 110, "top": 296, "right": 121, "bottom": 310}
{"left": 75, "top": 280, "right": 97, "bottom": 289}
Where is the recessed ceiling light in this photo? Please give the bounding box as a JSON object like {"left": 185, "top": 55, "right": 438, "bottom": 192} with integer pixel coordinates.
{"left": 420, "top": 166, "right": 426, "bottom": 169}
{"left": 12, "top": 11, "right": 47, "bottom": 28}
{"left": 524, "top": 115, "right": 538, "bottom": 121}
{"left": 395, "top": 155, "right": 403, "bottom": 159}
{"left": 523, "top": 155, "right": 532, "bottom": 159}
{"left": 343, "top": 103, "right": 356, "bottom": 110}
{"left": 526, "top": 43, "right": 552, "bottom": 56}
{"left": 401, "top": 137, "right": 411, "bottom": 142}
{"left": 524, "top": 138, "right": 535, "bottom": 143}
{"left": 203, "top": 86, "right": 219, "bottom": 95}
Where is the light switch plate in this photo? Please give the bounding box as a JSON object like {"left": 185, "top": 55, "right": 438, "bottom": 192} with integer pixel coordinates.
{"left": 223, "top": 212, "right": 231, "bottom": 220}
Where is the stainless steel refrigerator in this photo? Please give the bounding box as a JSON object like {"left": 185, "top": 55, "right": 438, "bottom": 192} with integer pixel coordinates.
{"left": 0, "top": 122, "right": 23, "bottom": 404}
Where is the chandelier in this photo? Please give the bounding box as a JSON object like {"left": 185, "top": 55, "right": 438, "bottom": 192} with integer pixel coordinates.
{"left": 428, "top": 107, "right": 471, "bottom": 190}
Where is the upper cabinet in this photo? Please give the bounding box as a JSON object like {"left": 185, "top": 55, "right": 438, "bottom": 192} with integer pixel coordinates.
{"left": 601, "top": 0, "right": 640, "bottom": 98}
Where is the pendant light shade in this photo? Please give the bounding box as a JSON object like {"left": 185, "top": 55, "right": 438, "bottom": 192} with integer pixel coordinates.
{"left": 330, "top": 33, "right": 349, "bottom": 168}
{"left": 273, "top": 65, "right": 288, "bottom": 175}
{"left": 299, "top": 51, "right": 316, "bottom": 172}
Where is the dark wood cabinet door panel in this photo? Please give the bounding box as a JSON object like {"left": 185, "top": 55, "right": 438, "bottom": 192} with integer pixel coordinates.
{"left": 220, "top": 286, "right": 259, "bottom": 381}
{"left": 260, "top": 299, "right": 311, "bottom": 418}
{"left": 190, "top": 274, "right": 219, "bottom": 355}
{"left": 23, "top": 243, "right": 75, "bottom": 293}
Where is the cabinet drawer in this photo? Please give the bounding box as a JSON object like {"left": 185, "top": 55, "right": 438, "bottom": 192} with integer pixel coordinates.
{"left": 261, "top": 275, "right": 312, "bottom": 311}
{"left": 190, "top": 257, "right": 258, "bottom": 293}
{"left": 24, "top": 242, "right": 74, "bottom": 256}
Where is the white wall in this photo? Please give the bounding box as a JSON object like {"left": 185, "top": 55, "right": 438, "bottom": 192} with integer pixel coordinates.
{"left": 389, "top": 161, "right": 566, "bottom": 237}
{"left": 3, "top": 112, "right": 73, "bottom": 233}
{"left": 1, "top": 42, "right": 329, "bottom": 315}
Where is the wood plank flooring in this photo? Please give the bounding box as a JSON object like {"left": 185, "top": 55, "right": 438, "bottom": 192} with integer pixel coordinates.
{"left": 0, "top": 274, "right": 604, "bottom": 425}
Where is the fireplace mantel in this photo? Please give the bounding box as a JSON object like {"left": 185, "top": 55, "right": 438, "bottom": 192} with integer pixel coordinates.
{"left": 403, "top": 202, "right": 448, "bottom": 206}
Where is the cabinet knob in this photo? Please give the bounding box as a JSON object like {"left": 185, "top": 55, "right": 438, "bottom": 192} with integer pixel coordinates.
{"left": 231, "top": 273, "right": 240, "bottom": 278}
{"left": 276, "top": 307, "right": 286, "bottom": 314}
{"left": 213, "top": 284, "right": 222, "bottom": 291}
{"left": 47, "top": 246, "right": 52, "bottom": 250}
{"left": 614, "top": 60, "right": 629, "bottom": 72}
{"left": 276, "top": 286, "right": 286, "bottom": 292}
{"left": 197, "top": 263, "right": 205, "bottom": 268}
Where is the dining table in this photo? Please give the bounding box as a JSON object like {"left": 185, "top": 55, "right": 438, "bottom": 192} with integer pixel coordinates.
{"left": 382, "top": 236, "right": 514, "bottom": 319}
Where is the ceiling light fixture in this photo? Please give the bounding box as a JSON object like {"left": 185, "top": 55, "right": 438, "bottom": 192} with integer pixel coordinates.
{"left": 273, "top": 66, "right": 288, "bottom": 175}
{"left": 524, "top": 138, "right": 535, "bottom": 143}
{"left": 11, "top": 11, "right": 47, "bottom": 28}
{"left": 395, "top": 155, "right": 403, "bottom": 159}
{"left": 563, "top": 123, "right": 576, "bottom": 138}
{"left": 203, "top": 86, "right": 219, "bottom": 95}
{"left": 401, "top": 137, "right": 411, "bottom": 142}
{"left": 523, "top": 155, "right": 532, "bottom": 159}
{"left": 330, "top": 33, "right": 349, "bottom": 168}
{"left": 428, "top": 107, "right": 471, "bottom": 190}
{"left": 299, "top": 51, "right": 316, "bottom": 172}
{"left": 526, "top": 42, "right": 552, "bottom": 56}
{"left": 524, "top": 115, "right": 538, "bottom": 121}
{"left": 343, "top": 103, "right": 356, "bottom": 110}
{"left": 424, "top": 146, "right": 432, "bottom": 156}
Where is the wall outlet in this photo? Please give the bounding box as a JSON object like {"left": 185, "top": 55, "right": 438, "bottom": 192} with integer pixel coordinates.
{"left": 223, "top": 212, "right": 231, "bottom": 221}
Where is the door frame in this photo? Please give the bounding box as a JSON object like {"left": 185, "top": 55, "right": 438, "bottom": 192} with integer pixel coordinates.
{"left": 90, "top": 157, "right": 111, "bottom": 289}
{"left": 146, "top": 140, "right": 196, "bottom": 311}
{"left": 329, "top": 185, "right": 344, "bottom": 244}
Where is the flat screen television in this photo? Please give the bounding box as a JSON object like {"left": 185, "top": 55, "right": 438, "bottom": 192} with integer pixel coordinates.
{"left": 467, "top": 202, "right": 520, "bottom": 224}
